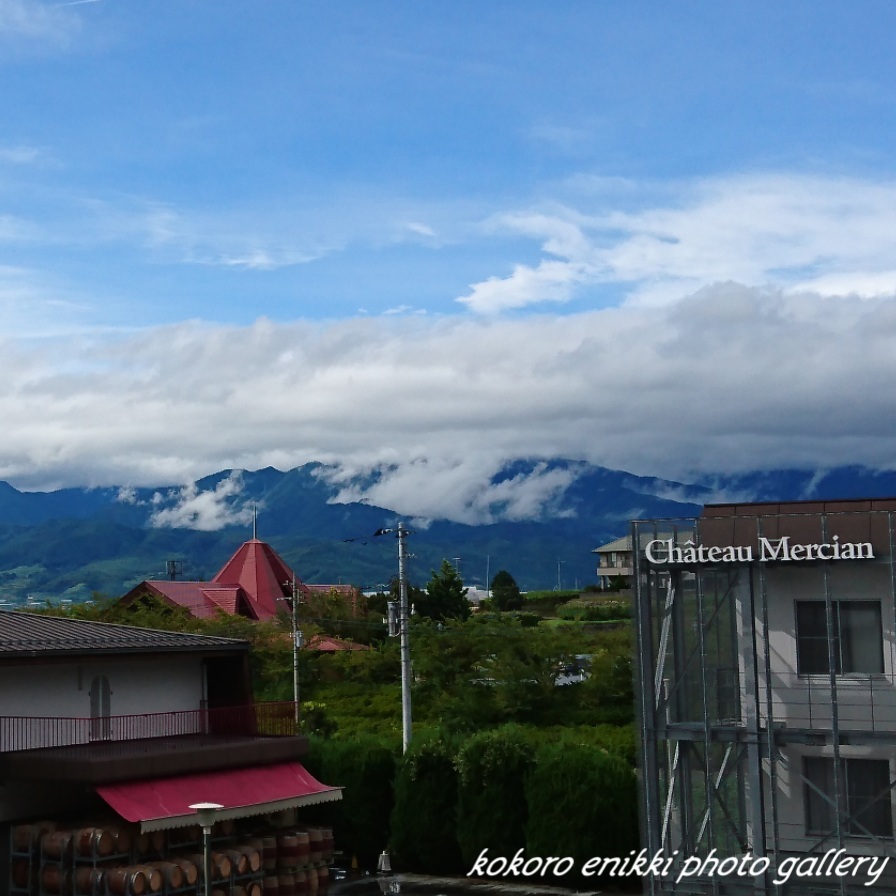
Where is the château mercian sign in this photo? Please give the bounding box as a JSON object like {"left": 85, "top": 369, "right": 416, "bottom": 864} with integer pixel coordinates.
{"left": 644, "top": 535, "right": 874, "bottom": 566}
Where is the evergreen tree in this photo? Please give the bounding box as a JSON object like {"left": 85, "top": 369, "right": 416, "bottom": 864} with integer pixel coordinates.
{"left": 418, "top": 560, "right": 470, "bottom": 622}
{"left": 490, "top": 569, "right": 523, "bottom": 611}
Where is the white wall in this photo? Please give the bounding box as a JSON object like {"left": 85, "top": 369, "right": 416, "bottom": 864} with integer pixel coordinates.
{"left": 0, "top": 654, "right": 206, "bottom": 748}
{"left": 755, "top": 560, "right": 896, "bottom": 853}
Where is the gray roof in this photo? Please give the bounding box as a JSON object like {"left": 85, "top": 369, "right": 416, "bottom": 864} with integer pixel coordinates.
{"left": 592, "top": 535, "right": 633, "bottom": 554}
{"left": 0, "top": 610, "right": 247, "bottom": 659}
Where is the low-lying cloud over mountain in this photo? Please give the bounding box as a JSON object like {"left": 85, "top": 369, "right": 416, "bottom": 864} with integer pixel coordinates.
{"left": 3, "top": 280, "right": 896, "bottom": 521}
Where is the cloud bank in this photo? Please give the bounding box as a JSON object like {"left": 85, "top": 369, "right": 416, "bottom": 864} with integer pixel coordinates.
{"left": 2, "top": 280, "right": 895, "bottom": 522}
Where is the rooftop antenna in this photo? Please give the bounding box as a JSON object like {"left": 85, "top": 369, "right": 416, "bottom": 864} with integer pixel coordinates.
{"left": 253, "top": 503, "right": 258, "bottom": 540}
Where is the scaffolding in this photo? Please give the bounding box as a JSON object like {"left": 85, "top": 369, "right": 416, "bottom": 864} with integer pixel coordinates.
{"left": 632, "top": 502, "right": 896, "bottom": 896}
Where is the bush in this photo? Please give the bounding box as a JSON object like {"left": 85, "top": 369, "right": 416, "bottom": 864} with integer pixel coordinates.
{"left": 526, "top": 741, "right": 639, "bottom": 883}
{"left": 455, "top": 726, "right": 535, "bottom": 867}
{"left": 390, "top": 735, "right": 463, "bottom": 873}
{"left": 556, "top": 598, "right": 631, "bottom": 622}
{"left": 303, "top": 734, "right": 398, "bottom": 869}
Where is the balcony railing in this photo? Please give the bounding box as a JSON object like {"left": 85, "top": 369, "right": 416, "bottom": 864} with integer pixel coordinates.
{"left": 0, "top": 701, "right": 299, "bottom": 754}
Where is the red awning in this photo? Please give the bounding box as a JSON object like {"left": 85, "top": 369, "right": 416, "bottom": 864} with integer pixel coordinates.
{"left": 97, "top": 761, "right": 342, "bottom": 832}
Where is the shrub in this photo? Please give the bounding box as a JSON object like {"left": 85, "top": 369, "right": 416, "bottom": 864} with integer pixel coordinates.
{"left": 390, "top": 735, "right": 463, "bottom": 873}
{"left": 526, "top": 741, "right": 639, "bottom": 882}
{"left": 455, "top": 726, "right": 535, "bottom": 866}
{"left": 303, "top": 734, "right": 399, "bottom": 869}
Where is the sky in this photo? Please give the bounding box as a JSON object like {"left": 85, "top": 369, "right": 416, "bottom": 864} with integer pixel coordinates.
{"left": 2, "top": 0, "right": 896, "bottom": 524}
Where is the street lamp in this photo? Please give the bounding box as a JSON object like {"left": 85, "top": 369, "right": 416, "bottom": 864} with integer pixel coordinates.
{"left": 189, "top": 802, "right": 223, "bottom": 896}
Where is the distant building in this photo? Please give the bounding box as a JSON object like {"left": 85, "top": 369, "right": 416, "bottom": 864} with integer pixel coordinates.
{"left": 592, "top": 535, "right": 634, "bottom": 589}
{"left": 120, "top": 537, "right": 358, "bottom": 621}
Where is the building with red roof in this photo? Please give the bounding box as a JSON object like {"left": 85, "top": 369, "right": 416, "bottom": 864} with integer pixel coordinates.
{"left": 120, "top": 537, "right": 311, "bottom": 621}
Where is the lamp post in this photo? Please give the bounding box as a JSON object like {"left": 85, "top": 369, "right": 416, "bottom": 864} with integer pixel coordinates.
{"left": 189, "top": 802, "right": 223, "bottom": 896}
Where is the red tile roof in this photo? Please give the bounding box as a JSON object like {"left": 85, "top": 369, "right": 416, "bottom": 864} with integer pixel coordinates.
{"left": 121, "top": 538, "right": 310, "bottom": 622}
{"left": 306, "top": 634, "right": 371, "bottom": 652}
{"left": 212, "top": 539, "right": 306, "bottom": 620}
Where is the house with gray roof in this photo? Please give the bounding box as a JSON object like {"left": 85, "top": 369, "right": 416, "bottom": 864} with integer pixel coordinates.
{"left": 0, "top": 610, "right": 341, "bottom": 893}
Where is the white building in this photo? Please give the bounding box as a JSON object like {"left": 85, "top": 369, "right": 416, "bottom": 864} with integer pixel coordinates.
{"left": 633, "top": 499, "right": 896, "bottom": 895}
{"left": 0, "top": 610, "right": 341, "bottom": 893}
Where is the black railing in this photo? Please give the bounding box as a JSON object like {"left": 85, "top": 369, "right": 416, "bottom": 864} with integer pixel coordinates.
{"left": 0, "top": 701, "right": 298, "bottom": 753}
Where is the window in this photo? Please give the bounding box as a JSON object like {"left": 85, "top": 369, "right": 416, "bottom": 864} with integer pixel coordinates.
{"left": 796, "top": 600, "right": 883, "bottom": 675}
{"left": 805, "top": 757, "right": 893, "bottom": 839}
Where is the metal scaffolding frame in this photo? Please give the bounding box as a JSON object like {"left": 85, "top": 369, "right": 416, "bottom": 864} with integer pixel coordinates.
{"left": 632, "top": 507, "right": 896, "bottom": 896}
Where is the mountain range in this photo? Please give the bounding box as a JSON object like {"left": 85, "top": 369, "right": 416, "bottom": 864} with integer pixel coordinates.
{"left": 1, "top": 461, "right": 895, "bottom": 605}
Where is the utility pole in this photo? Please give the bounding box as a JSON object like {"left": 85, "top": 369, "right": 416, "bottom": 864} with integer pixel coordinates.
{"left": 398, "top": 523, "right": 413, "bottom": 752}
{"left": 376, "top": 523, "right": 413, "bottom": 752}
{"left": 283, "top": 577, "right": 304, "bottom": 731}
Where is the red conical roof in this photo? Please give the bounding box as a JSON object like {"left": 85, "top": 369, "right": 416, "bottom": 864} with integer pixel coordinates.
{"left": 212, "top": 539, "right": 304, "bottom": 620}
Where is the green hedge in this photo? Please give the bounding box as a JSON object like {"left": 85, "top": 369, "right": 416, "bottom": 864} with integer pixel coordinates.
{"left": 303, "top": 734, "right": 398, "bottom": 868}
{"left": 455, "top": 726, "right": 534, "bottom": 867}
{"left": 306, "top": 724, "right": 639, "bottom": 878}
{"left": 389, "top": 735, "right": 463, "bottom": 873}
{"left": 525, "top": 741, "right": 639, "bottom": 881}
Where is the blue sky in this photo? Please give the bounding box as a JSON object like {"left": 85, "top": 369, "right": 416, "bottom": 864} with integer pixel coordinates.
{"left": 2, "top": 1, "right": 896, "bottom": 522}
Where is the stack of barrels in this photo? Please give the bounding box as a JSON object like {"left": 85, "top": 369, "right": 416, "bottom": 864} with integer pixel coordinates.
{"left": 261, "top": 826, "right": 333, "bottom": 895}
{"left": 10, "top": 819, "right": 332, "bottom": 896}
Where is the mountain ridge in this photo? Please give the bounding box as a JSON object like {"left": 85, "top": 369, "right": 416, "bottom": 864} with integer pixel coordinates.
{"left": 0, "top": 461, "right": 893, "bottom": 604}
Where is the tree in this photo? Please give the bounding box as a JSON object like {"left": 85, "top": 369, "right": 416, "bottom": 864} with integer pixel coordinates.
{"left": 417, "top": 560, "right": 470, "bottom": 622}
{"left": 490, "top": 569, "right": 523, "bottom": 611}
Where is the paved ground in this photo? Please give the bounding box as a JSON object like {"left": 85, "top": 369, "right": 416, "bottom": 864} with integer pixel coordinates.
{"left": 329, "top": 872, "right": 611, "bottom": 896}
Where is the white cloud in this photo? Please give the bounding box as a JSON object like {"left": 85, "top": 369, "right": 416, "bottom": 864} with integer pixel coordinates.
{"left": 459, "top": 173, "right": 896, "bottom": 312}
{"left": 0, "top": 0, "right": 78, "bottom": 46}
{"left": 1, "top": 282, "right": 896, "bottom": 522}
{"left": 0, "top": 145, "right": 44, "bottom": 165}
{"left": 149, "top": 473, "right": 257, "bottom": 532}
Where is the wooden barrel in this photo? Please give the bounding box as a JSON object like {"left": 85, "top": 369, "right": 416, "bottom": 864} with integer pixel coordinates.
{"left": 40, "top": 864, "right": 70, "bottom": 895}
{"left": 74, "top": 866, "right": 105, "bottom": 894}
{"left": 306, "top": 863, "right": 318, "bottom": 895}
{"left": 317, "top": 863, "right": 329, "bottom": 892}
{"left": 11, "top": 858, "right": 31, "bottom": 888}
{"left": 12, "top": 820, "right": 55, "bottom": 852}
{"left": 172, "top": 857, "right": 199, "bottom": 886}
{"left": 262, "top": 836, "right": 278, "bottom": 871}
{"left": 76, "top": 826, "right": 115, "bottom": 858}
{"left": 227, "top": 847, "right": 250, "bottom": 875}
{"left": 41, "top": 831, "right": 73, "bottom": 860}
{"left": 277, "top": 833, "right": 300, "bottom": 868}
{"left": 243, "top": 845, "right": 263, "bottom": 872}
{"left": 146, "top": 861, "right": 184, "bottom": 889}
{"left": 320, "top": 827, "right": 334, "bottom": 859}
{"left": 105, "top": 867, "right": 148, "bottom": 896}
{"left": 133, "top": 865, "right": 163, "bottom": 894}
{"left": 306, "top": 828, "right": 322, "bottom": 864}
{"left": 293, "top": 867, "right": 307, "bottom": 894}
{"left": 247, "top": 883, "right": 264, "bottom": 896}
{"left": 108, "top": 826, "right": 133, "bottom": 855}
{"left": 211, "top": 851, "right": 232, "bottom": 880}
{"left": 295, "top": 829, "right": 310, "bottom": 861}
{"left": 263, "top": 875, "right": 280, "bottom": 895}
{"left": 232, "top": 887, "right": 249, "bottom": 896}
{"left": 278, "top": 872, "right": 296, "bottom": 896}
{"left": 134, "top": 830, "right": 165, "bottom": 856}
